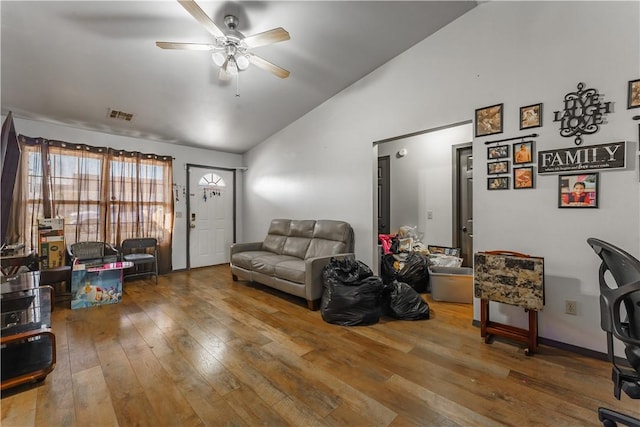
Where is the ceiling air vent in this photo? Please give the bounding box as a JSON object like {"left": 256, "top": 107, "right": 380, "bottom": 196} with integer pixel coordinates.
{"left": 107, "top": 108, "right": 134, "bottom": 122}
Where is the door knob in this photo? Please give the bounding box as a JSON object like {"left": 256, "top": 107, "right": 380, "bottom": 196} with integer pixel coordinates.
{"left": 190, "top": 223, "right": 196, "bottom": 229}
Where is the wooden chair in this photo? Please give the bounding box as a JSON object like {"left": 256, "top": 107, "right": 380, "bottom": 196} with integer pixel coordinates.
{"left": 120, "top": 238, "right": 158, "bottom": 284}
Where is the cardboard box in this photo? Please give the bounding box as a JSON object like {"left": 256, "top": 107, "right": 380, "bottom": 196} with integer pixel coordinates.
{"left": 429, "top": 266, "right": 473, "bottom": 304}
{"left": 38, "top": 218, "right": 66, "bottom": 269}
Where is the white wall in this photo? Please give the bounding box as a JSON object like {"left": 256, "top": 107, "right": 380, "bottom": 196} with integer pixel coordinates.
{"left": 4, "top": 116, "right": 245, "bottom": 270}
{"left": 377, "top": 123, "right": 472, "bottom": 246}
{"left": 243, "top": 1, "right": 640, "bottom": 354}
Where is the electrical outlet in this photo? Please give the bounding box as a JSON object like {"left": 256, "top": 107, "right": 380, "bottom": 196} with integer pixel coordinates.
{"left": 565, "top": 300, "right": 577, "bottom": 315}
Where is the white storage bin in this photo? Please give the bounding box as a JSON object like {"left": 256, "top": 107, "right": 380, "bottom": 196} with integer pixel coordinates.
{"left": 429, "top": 266, "right": 473, "bottom": 303}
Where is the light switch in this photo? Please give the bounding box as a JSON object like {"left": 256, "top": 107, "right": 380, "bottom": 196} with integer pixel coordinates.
{"left": 427, "top": 211, "right": 433, "bottom": 220}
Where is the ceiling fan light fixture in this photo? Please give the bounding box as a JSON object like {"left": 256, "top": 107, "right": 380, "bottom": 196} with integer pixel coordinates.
{"left": 236, "top": 54, "right": 250, "bottom": 70}
{"left": 227, "top": 57, "right": 239, "bottom": 76}
{"left": 212, "top": 51, "right": 226, "bottom": 67}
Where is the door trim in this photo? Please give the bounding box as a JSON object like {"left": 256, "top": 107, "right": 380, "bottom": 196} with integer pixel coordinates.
{"left": 186, "top": 164, "right": 237, "bottom": 270}
{"left": 452, "top": 143, "right": 472, "bottom": 262}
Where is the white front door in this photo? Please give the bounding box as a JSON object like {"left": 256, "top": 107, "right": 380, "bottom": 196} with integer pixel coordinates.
{"left": 188, "top": 166, "right": 234, "bottom": 268}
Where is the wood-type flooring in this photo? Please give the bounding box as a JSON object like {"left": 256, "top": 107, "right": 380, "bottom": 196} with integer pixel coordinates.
{"left": 2, "top": 264, "right": 639, "bottom": 426}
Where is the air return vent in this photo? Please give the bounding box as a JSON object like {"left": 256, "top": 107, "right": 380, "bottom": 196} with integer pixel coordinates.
{"left": 107, "top": 108, "right": 133, "bottom": 122}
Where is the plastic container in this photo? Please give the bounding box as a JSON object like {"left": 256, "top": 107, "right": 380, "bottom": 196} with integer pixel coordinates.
{"left": 428, "top": 266, "right": 473, "bottom": 303}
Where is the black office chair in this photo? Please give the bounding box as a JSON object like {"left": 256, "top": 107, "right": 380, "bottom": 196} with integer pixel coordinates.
{"left": 120, "top": 238, "right": 158, "bottom": 284}
{"left": 587, "top": 238, "right": 640, "bottom": 427}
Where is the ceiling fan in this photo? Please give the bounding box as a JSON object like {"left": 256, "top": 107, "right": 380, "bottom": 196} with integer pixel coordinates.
{"left": 156, "top": 0, "right": 290, "bottom": 81}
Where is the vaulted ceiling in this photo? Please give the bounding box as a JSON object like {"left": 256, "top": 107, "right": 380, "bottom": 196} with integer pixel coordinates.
{"left": 1, "top": 1, "right": 477, "bottom": 153}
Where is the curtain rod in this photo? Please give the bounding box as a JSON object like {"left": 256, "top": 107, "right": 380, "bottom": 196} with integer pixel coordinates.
{"left": 484, "top": 133, "right": 538, "bottom": 145}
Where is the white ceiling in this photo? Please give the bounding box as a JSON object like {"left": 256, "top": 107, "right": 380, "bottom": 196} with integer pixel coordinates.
{"left": 1, "top": 1, "right": 477, "bottom": 154}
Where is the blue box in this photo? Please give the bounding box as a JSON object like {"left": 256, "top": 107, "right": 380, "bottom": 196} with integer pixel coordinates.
{"left": 71, "top": 268, "right": 123, "bottom": 309}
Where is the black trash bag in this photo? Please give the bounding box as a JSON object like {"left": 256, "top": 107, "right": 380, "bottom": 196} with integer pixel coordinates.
{"left": 323, "top": 257, "right": 373, "bottom": 285}
{"left": 380, "top": 252, "right": 430, "bottom": 293}
{"left": 321, "top": 258, "right": 384, "bottom": 326}
{"left": 383, "top": 280, "right": 430, "bottom": 320}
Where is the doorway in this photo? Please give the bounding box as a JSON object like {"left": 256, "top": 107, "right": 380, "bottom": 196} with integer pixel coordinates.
{"left": 187, "top": 165, "right": 236, "bottom": 268}
{"left": 453, "top": 144, "right": 473, "bottom": 266}
{"left": 372, "top": 121, "right": 473, "bottom": 265}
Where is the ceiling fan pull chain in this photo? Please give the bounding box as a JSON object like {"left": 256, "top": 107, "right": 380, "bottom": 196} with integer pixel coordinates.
{"left": 236, "top": 74, "right": 240, "bottom": 97}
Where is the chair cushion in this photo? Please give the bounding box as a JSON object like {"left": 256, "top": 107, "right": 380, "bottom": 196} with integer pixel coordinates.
{"left": 123, "top": 253, "right": 155, "bottom": 262}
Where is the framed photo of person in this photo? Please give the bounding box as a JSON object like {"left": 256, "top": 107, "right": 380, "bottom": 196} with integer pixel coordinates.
{"left": 558, "top": 172, "right": 599, "bottom": 208}
{"left": 628, "top": 79, "right": 640, "bottom": 109}
{"left": 475, "top": 103, "right": 503, "bottom": 137}
{"left": 512, "top": 141, "right": 534, "bottom": 164}
{"left": 487, "top": 160, "right": 509, "bottom": 175}
{"left": 487, "top": 144, "right": 509, "bottom": 160}
{"left": 487, "top": 176, "right": 509, "bottom": 190}
{"left": 520, "top": 103, "right": 543, "bottom": 129}
{"left": 513, "top": 166, "right": 534, "bottom": 189}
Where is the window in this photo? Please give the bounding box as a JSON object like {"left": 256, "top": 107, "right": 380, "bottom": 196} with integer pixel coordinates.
{"left": 15, "top": 137, "right": 174, "bottom": 273}
{"left": 198, "top": 172, "right": 226, "bottom": 187}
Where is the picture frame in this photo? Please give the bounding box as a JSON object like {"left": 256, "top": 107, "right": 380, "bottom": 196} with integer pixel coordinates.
{"left": 628, "top": 79, "right": 640, "bottom": 109}
{"left": 519, "top": 103, "right": 542, "bottom": 129}
{"left": 487, "top": 144, "right": 509, "bottom": 160}
{"left": 487, "top": 176, "right": 509, "bottom": 190}
{"left": 475, "top": 103, "right": 504, "bottom": 137}
{"left": 512, "top": 141, "right": 534, "bottom": 164}
{"left": 558, "top": 172, "right": 599, "bottom": 208}
{"left": 513, "top": 166, "right": 534, "bottom": 189}
{"left": 487, "top": 160, "right": 509, "bottom": 175}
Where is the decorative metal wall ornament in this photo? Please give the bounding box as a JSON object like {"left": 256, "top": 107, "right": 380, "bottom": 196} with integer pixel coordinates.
{"left": 553, "top": 82, "right": 612, "bottom": 145}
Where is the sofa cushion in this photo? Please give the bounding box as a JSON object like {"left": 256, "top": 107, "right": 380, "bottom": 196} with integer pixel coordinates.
{"left": 261, "top": 219, "right": 291, "bottom": 254}
{"left": 305, "top": 220, "right": 353, "bottom": 258}
{"left": 275, "top": 259, "right": 306, "bottom": 284}
{"left": 282, "top": 220, "right": 315, "bottom": 258}
{"left": 232, "top": 251, "right": 275, "bottom": 270}
{"left": 251, "top": 254, "right": 300, "bottom": 276}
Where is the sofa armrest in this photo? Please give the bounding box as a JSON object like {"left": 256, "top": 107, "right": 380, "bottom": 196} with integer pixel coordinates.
{"left": 230, "top": 242, "right": 263, "bottom": 257}
{"left": 304, "top": 253, "right": 356, "bottom": 302}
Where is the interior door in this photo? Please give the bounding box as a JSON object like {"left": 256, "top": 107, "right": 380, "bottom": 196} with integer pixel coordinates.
{"left": 456, "top": 147, "right": 473, "bottom": 267}
{"left": 378, "top": 156, "right": 390, "bottom": 234}
{"left": 188, "top": 166, "right": 234, "bottom": 268}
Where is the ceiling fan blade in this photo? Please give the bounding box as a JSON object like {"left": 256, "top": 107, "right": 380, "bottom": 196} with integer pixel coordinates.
{"left": 156, "top": 41, "right": 215, "bottom": 51}
{"left": 249, "top": 54, "right": 290, "bottom": 79}
{"left": 243, "top": 27, "right": 290, "bottom": 49}
{"left": 177, "top": 0, "right": 225, "bottom": 38}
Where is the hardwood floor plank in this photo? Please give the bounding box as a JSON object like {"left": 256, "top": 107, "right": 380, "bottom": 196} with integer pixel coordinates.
{"left": 1, "top": 388, "right": 37, "bottom": 427}
{"left": 71, "top": 365, "right": 119, "bottom": 426}
{"left": 124, "top": 345, "right": 205, "bottom": 426}
{"left": 223, "top": 386, "right": 292, "bottom": 426}
{"left": 34, "top": 341, "right": 76, "bottom": 427}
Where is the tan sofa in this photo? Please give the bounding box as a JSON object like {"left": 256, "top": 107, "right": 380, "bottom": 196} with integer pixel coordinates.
{"left": 230, "top": 219, "right": 355, "bottom": 310}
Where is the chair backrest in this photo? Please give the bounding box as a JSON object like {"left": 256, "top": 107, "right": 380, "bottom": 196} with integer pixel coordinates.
{"left": 587, "top": 238, "right": 640, "bottom": 371}
{"left": 121, "top": 238, "right": 157, "bottom": 252}
{"left": 70, "top": 241, "right": 106, "bottom": 259}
